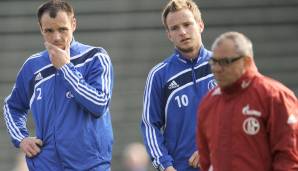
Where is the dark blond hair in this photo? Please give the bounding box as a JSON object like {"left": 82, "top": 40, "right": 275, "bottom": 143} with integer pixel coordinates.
{"left": 162, "top": 0, "right": 202, "bottom": 30}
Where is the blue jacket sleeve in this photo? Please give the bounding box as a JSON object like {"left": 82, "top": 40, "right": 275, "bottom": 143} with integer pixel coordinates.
{"left": 58, "top": 49, "right": 113, "bottom": 118}
{"left": 141, "top": 63, "right": 174, "bottom": 170}
{"left": 3, "top": 70, "right": 30, "bottom": 148}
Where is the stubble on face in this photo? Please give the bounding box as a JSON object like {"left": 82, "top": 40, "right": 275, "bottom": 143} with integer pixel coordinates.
{"left": 176, "top": 46, "right": 195, "bottom": 54}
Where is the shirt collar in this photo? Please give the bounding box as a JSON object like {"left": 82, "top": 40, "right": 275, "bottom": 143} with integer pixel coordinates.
{"left": 70, "top": 38, "right": 77, "bottom": 49}
{"left": 175, "top": 46, "right": 206, "bottom": 64}
{"left": 69, "top": 38, "right": 80, "bottom": 55}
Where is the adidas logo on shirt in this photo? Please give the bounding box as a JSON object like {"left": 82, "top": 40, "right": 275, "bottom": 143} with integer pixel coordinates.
{"left": 168, "top": 80, "right": 179, "bottom": 90}
{"left": 35, "top": 72, "right": 43, "bottom": 81}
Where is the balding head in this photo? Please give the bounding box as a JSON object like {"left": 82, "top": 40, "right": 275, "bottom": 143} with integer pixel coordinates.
{"left": 211, "top": 32, "right": 254, "bottom": 59}
{"left": 209, "top": 32, "right": 256, "bottom": 88}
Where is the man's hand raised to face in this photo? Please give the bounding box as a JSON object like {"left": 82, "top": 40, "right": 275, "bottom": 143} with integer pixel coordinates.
{"left": 45, "top": 42, "right": 70, "bottom": 69}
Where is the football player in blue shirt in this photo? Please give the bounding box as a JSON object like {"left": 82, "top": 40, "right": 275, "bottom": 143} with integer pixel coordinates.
{"left": 4, "top": 1, "right": 113, "bottom": 170}
{"left": 141, "top": 0, "right": 215, "bottom": 170}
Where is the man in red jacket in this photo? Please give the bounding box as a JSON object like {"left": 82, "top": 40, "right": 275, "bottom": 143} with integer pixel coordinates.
{"left": 196, "top": 31, "right": 298, "bottom": 171}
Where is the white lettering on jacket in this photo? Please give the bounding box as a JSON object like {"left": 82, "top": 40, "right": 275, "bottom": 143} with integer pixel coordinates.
{"left": 242, "top": 104, "right": 261, "bottom": 117}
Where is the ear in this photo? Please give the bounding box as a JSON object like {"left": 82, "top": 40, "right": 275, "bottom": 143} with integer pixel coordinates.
{"left": 166, "top": 30, "right": 173, "bottom": 43}
{"left": 244, "top": 56, "right": 258, "bottom": 72}
{"left": 38, "top": 22, "right": 44, "bottom": 35}
{"left": 72, "top": 17, "right": 77, "bottom": 32}
{"left": 244, "top": 56, "right": 253, "bottom": 67}
{"left": 198, "top": 20, "right": 204, "bottom": 33}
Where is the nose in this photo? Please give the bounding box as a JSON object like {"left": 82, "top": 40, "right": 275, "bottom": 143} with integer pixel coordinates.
{"left": 211, "top": 63, "right": 224, "bottom": 73}
{"left": 52, "top": 31, "right": 61, "bottom": 41}
{"left": 179, "top": 27, "right": 187, "bottom": 35}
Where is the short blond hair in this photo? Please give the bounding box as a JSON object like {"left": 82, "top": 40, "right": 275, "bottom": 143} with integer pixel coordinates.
{"left": 162, "top": 0, "right": 202, "bottom": 30}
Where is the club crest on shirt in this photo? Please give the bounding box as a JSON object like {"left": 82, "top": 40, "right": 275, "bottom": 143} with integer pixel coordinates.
{"left": 66, "top": 91, "right": 74, "bottom": 99}
{"left": 208, "top": 79, "right": 217, "bottom": 90}
{"left": 243, "top": 117, "right": 260, "bottom": 135}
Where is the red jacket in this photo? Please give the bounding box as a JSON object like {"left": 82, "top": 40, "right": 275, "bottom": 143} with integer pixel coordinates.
{"left": 196, "top": 69, "right": 298, "bottom": 171}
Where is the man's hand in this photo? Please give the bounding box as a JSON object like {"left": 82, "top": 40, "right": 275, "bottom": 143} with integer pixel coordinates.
{"left": 188, "top": 150, "right": 200, "bottom": 168}
{"left": 165, "top": 166, "right": 177, "bottom": 171}
{"left": 44, "top": 42, "right": 70, "bottom": 69}
{"left": 20, "top": 137, "right": 43, "bottom": 158}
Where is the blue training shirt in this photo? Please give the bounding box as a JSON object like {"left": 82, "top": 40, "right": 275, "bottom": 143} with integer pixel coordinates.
{"left": 3, "top": 40, "right": 113, "bottom": 170}
{"left": 141, "top": 47, "right": 215, "bottom": 171}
